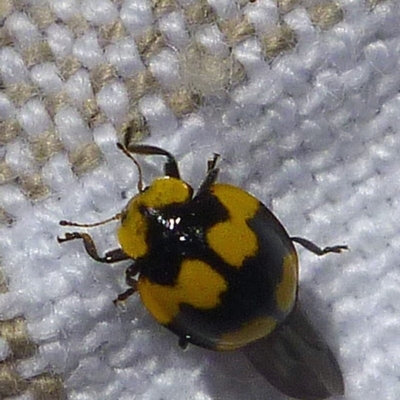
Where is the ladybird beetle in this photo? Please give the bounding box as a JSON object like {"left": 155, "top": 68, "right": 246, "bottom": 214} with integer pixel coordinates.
{"left": 58, "top": 143, "right": 346, "bottom": 399}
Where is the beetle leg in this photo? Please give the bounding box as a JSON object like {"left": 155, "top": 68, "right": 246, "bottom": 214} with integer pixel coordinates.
{"left": 178, "top": 335, "right": 191, "bottom": 350}
{"left": 207, "top": 153, "right": 220, "bottom": 172}
{"left": 197, "top": 168, "right": 219, "bottom": 194}
{"left": 291, "top": 237, "right": 348, "bottom": 256}
{"left": 196, "top": 154, "right": 221, "bottom": 194}
{"left": 57, "top": 232, "right": 129, "bottom": 263}
{"left": 113, "top": 285, "right": 137, "bottom": 305}
{"left": 113, "top": 262, "right": 140, "bottom": 304}
{"left": 198, "top": 168, "right": 219, "bottom": 192}
{"left": 125, "top": 262, "right": 140, "bottom": 287}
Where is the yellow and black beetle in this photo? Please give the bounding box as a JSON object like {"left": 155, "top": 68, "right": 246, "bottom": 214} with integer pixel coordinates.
{"left": 58, "top": 143, "right": 346, "bottom": 400}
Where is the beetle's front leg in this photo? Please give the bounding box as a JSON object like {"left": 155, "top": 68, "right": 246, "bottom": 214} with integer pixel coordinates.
{"left": 57, "top": 232, "right": 129, "bottom": 263}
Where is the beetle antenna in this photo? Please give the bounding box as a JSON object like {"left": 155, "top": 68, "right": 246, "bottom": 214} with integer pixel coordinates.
{"left": 60, "top": 213, "right": 121, "bottom": 227}
{"left": 121, "top": 143, "right": 180, "bottom": 179}
{"left": 117, "top": 143, "right": 144, "bottom": 193}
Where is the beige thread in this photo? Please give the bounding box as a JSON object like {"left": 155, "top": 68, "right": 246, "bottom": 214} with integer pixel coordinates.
{"left": 219, "top": 16, "right": 255, "bottom": 47}
{"left": 0, "top": 363, "right": 66, "bottom": 399}
{"left": 310, "top": 2, "right": 344, "bottom": 30}
{"left": 66, "top": 14, "right": 90, "bottom": 37}
{"left": 20, "top": 173, "right": 50, "bottom": 200}
{"left": 0, "top": 26, "right": 13, "bottom": 47}
{"left": 0, "top": 318, "right": 37, "bottom": 360}
{"left": 0, "top": 161, "right": 16, "bottom": 185}
{"left": 120, "top": 108, "right": 150, "bottom": 144}
{"left": 125, "top": 70, "right": 158, "bottom": 103}
{"left": 164, "top": 87, "right": 201, "bottom": 117}
{"left": 0, "top": 362, "right": 29, "bottom": 397}
{"left": 79, "top": 97, "right": 107, "bottom": 130}
{"left": 180, "top": 42, "right": 245, "bottom": 97}
{"left": 90, "top": 63, "right": 118, "bottom": 93}
{"left": 276, "top": 0, "right": 300, "bottom": 13}
{"left": 28, "top": 5, "right": 57, "bottom": 30}
{"left": 0, "top": 295, "right": 64, "bottom": 400}
{"left": 184, "top": 0, "right": 216, "bottom": 26}
{"left": 0, "top": 269, "right": 8, "bottom": 293}
{"left": 45, "top": 92, "right": 71, "bottom": 117}
{"left": 136, "top": 28, "right": 166, "bottom": 61}
{"left": 6, "top": 83, "right": 39, "bottom": 107}
{"left": 151, "top": 0, "right": 177, "bottom": 18}
{"left": 69, "top": 142, "right": 103, "bottom": 175}
{"left": 30, "top": 130, "right": 64, "bottom": 163}
{"left": 58, "top": 56, "right": 82, "bottom": 81}
{"left": 99, "top": 19, "right": 127, "bottom": 43}
{"left": 0, "top": 120, "right": 21, "bottom": 144}
{"left": 0, "top": 209, "right": 14, "bottom": 226}
{"left": 9, "top": 0, "right": 25, "bottom": 10}
{"left": 81, "top": 98, "right": 105, "bottom": 129}
{"left": 261, "top": 24, "right": 297, "bottom": 59}
{"left": 28, "top": 373, "right": 66, "bottom": 400}
{"left": 88, "top": 109, "right": 107, "bottom": 129}
{"left": 0, "top": 0, "right": 13, "bottom": 19}
{"left": 23, "top": 41, "right": 54, "bottom": 69}
{"left": 81, "top": 98, "right": 99, "bottom": 121}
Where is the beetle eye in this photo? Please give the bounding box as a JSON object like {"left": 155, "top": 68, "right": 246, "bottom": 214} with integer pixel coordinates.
{"left": 139, "top": 205, "right": 152, "bottom": 216}
{"left": 120, "top": 207, "right": 129, "bottom": 222}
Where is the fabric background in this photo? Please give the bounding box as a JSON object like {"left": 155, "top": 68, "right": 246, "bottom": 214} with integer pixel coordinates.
{"left": 0, "top": 0, "right": 399, "bottom": 399}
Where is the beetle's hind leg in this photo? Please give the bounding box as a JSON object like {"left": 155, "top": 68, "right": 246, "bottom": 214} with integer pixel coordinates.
{"left": 291, "top": 237, "right": 348, "bottom": 256}
{"left": 58, "top": 232, "right": 129, "bottom": 263}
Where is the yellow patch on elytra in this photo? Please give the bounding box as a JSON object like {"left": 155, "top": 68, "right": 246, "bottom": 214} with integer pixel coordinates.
{"left": 275, "top": 251, "right": 298, "bottom": 312}
{"left": 207, "top": 184, "right": 259, "bottom": 268}
{"left": 118, "top": 177, "right": 192, "bottom": 259}
{"left": 217, "top": 316, "right": 277, "bottom": 351}
{"left": 138, "top": 259, "right": 227, "bottom": 325}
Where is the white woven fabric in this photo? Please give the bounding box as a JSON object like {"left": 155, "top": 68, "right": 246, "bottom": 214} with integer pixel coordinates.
{"left": 1, "top": 1, "right": 400, "bottom": 399}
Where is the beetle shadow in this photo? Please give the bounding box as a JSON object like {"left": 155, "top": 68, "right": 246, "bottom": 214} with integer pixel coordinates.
{"left": 186, "top": 345, "right": 288, "bottom": 400}
{"left": 296, "top": 284, "right": 344, "bottom": 355}
{"left": 197, "top": 285, "right": 344, "bottom": 400}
